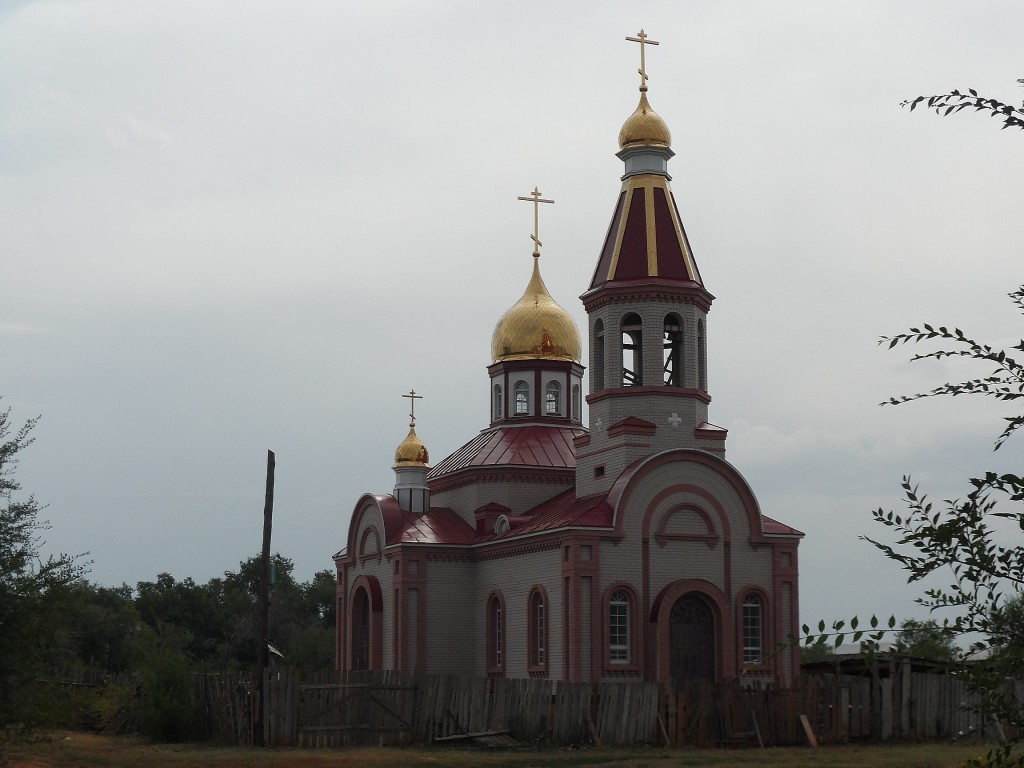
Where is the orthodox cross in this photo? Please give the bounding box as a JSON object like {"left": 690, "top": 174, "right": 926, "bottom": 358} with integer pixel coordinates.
{"left": 517, "top": 186, "right": 554, "bottom": 257}
{"left": 626, "top": 29, "right": 659, "bottom": 88}
{"left": 402, "top": 389, "right": 422, "bottom": 425}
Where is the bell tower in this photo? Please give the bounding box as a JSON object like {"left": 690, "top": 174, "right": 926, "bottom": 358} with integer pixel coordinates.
{"left": 575, "top": 31, "right": 726, "bottom": 498}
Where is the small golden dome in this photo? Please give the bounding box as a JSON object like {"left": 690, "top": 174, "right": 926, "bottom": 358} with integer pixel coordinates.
{"left": 491, "top": 258, "right": 582, "bottom": 363}
{"left": 618, "top": 89, "right": 672, "bottom": 149}
{"left": 393, "top": 423, "right": 429, "bottom": 468}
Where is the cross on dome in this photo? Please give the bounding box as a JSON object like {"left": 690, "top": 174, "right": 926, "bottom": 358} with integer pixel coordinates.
{"left": 517, "top": 186, "right": 554, "bottom": 257}
{"left": 625, "top": 29, "right": 659, "bottom": 90}
{"left": 402, "top": 389, "right": 422, "bottom": 426}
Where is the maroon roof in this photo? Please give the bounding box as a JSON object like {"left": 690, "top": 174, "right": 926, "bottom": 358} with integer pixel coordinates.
{"left": 589, "top": 181, "right": 704, "bottom": 290}
{"left": 475, "top": 488, "right": 613, "bottom": 542}
{"left": 429, "top": 424, "right": 585, "bottom": 478}
{"left": 762, "top": 515, "right": 804, "bottom": 537}
{"left": 397, "top": 507, "right": 476, "bottom": 546}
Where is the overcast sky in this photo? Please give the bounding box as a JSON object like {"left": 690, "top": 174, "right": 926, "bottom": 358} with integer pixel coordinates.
{"left": 3, "top": 0, "right": 1022, "bottom": 632}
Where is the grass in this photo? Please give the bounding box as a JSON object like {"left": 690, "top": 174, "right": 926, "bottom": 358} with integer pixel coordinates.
{"left": 0, "top": 731, "right": 998, "bottom": 768}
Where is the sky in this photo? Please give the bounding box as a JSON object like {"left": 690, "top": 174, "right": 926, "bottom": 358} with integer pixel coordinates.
{"left": 2, "top": 0, "right": 1022, "bottom": 633}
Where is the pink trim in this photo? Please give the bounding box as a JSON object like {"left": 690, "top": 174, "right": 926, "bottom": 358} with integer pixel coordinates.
{"left": 486, "top": 591, "right": 506, "bottom": 677}
{"left": 527, "top": 585, "right": 549, "bottom": 676}
{"left": 348, "top": 575, "right": 384, "bottom": 671}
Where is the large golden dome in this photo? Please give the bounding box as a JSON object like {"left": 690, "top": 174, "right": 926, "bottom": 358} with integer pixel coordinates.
{"left": 618, "top": 88, "right": 672, "bottom": 149}
{"left": 491, "top": 258, "right": 582, "bottom": 363}
{"left": 393, "top": 423, "right": 429, "bottom": 468}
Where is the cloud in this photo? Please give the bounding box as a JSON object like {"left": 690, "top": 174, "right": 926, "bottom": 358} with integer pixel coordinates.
{"left": 107, "top": 113, "right": 175, "bottom": 153}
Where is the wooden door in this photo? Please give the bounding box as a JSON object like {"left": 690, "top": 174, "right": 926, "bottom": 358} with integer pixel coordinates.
{"left": 669, "top": 594, "right": 716, "bottom": 690}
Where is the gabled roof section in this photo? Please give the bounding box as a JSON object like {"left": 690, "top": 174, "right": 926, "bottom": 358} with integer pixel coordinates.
{"left": 762, "top": 515, "right": 805, "bottom": 538}
{"left": 589, "top": 175, "right": 704, "bottom": 290}
{"left": 475, "top": 488, "right": 613, "bottom": 541}
{"left": 397, "top": 507, "right": 476, "bottom": 546}
{"left": 428, "top": 424, "right": 585, "bottom": 479}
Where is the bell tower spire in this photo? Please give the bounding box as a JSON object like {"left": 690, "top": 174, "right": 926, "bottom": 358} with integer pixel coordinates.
{"left": 575, "top": 31, "right": 726, "bottom": 498}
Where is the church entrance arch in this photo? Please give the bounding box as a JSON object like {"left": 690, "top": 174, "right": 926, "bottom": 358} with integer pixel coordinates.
{"left": 669, "top": 593, "right": 716, "bottom": 689}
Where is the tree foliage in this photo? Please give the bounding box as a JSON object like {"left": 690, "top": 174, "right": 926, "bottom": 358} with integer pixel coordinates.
{"left": 892, "top": 619, "right": 958, "bottom": 662}
{"left": 902, "top": 80, "right": 1024, "bottom": 131}
{"left": 0, "top": 406, "right": 87, "bottom": 726}
{"left": 803, "top": 286, "right": 1024, "bottom": 767}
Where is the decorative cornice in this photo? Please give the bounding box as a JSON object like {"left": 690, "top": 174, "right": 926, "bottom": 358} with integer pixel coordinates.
{"left": 429, "top": 466, "right": 574, "bottom": 495}
{"left": 581, "top": 281, "right": 714, "bottom": 313}
{"left": 586, "top": 386, "right": 712, "bottom": 406}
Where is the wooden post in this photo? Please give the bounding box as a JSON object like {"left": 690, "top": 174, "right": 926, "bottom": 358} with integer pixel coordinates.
{"left": 255, "top": 449, "right": 275, "bottom": 745}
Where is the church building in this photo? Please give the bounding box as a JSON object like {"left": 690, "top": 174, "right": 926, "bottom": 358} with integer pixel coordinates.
{"left": 334, "top": 32, "right": 803, "bottom": 689}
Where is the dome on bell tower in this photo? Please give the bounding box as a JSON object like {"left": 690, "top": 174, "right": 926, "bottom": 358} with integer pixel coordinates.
{"left": 490, "top": 257, "right": 581, "bottom": 363}
{"left": 618, "top": 88, "right": 672, "bottom": 149}
{"left": 393, "top": 423, "right": 429, "bottom": 468}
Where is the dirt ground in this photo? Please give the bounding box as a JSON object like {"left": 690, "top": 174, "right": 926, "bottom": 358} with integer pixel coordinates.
{"left": 0, "top": 730, "right": 1000, "bottom": 768}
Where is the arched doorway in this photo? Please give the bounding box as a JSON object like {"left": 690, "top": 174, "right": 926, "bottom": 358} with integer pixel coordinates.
{"left": 352, "top": 586, "right": 370, "bottom": 670}
{"left": 669, "top": 593, "right": 716, "bottom": 689}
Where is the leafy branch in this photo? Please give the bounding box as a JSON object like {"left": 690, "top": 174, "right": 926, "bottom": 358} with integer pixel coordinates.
{"left": 901, "top": 81, "right": 1024, "bottom": 131}
{"left": 880, "top": 286, "right": 1024, "bottom": 449}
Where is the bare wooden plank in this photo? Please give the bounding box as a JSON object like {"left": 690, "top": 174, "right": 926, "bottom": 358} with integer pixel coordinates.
{"left": 800, "top": 714, "right": 818, "bottom": 748}
{"left": 433, "top": 729, "right": 510, "bottom": 742}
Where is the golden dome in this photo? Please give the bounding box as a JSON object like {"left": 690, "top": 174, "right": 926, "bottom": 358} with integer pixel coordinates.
{"left": 393, "top": 423, "right": 429, "bottom": 468}
{"left": 491, "top": 257, "right": 582, "bottom": 363}
{"left": 618, "top": 89, "right": 672, "bottom": 149}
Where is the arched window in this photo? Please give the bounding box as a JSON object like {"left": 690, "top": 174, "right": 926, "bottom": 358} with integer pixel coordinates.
{"left": 742, "top": 594, "right": 763, "bottom": 664}
{"left": 545, "top": 381, "right": 560, "bottom": 415}
{"left": 514, "top": 381, "right": 529, "bottom": 415}
{"left": 593, "top": 320, "right": 605, "bottom": 391}
{"left": 621, "top": 314, "right": 643, "bottom": 387}
{"left": 697, "top": 319, "right": 707, "bottom": 391}
{"left": 609, "top": 589, "right": 631, "bottom": 663}
{"left": 493, "top": 384, "right": 503, "bottom": 420}
{"left": 571, "top": 384, "right": 581, "bottom": 421}
{"left": 663, "top": 314, "right": 683, "bottom": 386}
{"left": 487, "top": 594, "right": 505, "bottom": 674}
{"left": 529, "top": 589, "right": 547, "bottom": 670}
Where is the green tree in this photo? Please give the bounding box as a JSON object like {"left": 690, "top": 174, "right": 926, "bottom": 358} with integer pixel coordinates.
{"left": 892, "top": 619, "right": 958, "bottom": 662}
{"left": 803, "top": 286, "right": 1024, "bottom": 767}
{"left": 903, "top": 80, "right": 1024, "bottom": 131}
{"left": 989, "top": 592, "right": 1024, "bottom": 652}
{"left": 0, "top": 405, "right": 87, "bottom": 726}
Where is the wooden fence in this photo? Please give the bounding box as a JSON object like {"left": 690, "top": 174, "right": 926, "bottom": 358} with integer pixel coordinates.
{"left": 193, "top": 665, "right": 1023, "bottom": 748}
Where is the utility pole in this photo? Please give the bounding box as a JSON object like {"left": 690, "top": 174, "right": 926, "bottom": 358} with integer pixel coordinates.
{"left": 255, "top": 449, "right": 274, "bottom": 746}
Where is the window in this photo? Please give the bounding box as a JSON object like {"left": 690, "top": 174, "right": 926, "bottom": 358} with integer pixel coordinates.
{"left": 697, "top": 319, "right": 707, "bottom": 391}
{"left": 742, "top": 595, "right": 763, "bottom": 664}
{"left": 529, "top": 590, "right": 546, "bottom": 668}
{"left": 571, "top": 384, "right": 581, "bottom": 421}
{"left": 593, "top": 320, "right": 605, "bottom": 391}
{"left": 610, "top": 590, "right": 631, "bottom": 663}
{"left": 621, "top": 314, "right": 643, "bottom": 386}
{"left": 545, "top": 381, "right": 560, "bottom": 414}
{"left": 514, "top": 381, "right": 529, "bottom": 415}
{"left": 493, "top": 384, "right": 503, "bottom": 420}
{"left": 663, "top": 314, "right": 683, "bottom": 386}
{"left": 488, "top": 594, "right": 504, "bottom": 672}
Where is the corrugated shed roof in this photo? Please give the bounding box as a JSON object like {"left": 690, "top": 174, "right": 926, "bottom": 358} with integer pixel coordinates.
{"left": 429, "top": 424, "right": 584, "bottom": 478}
